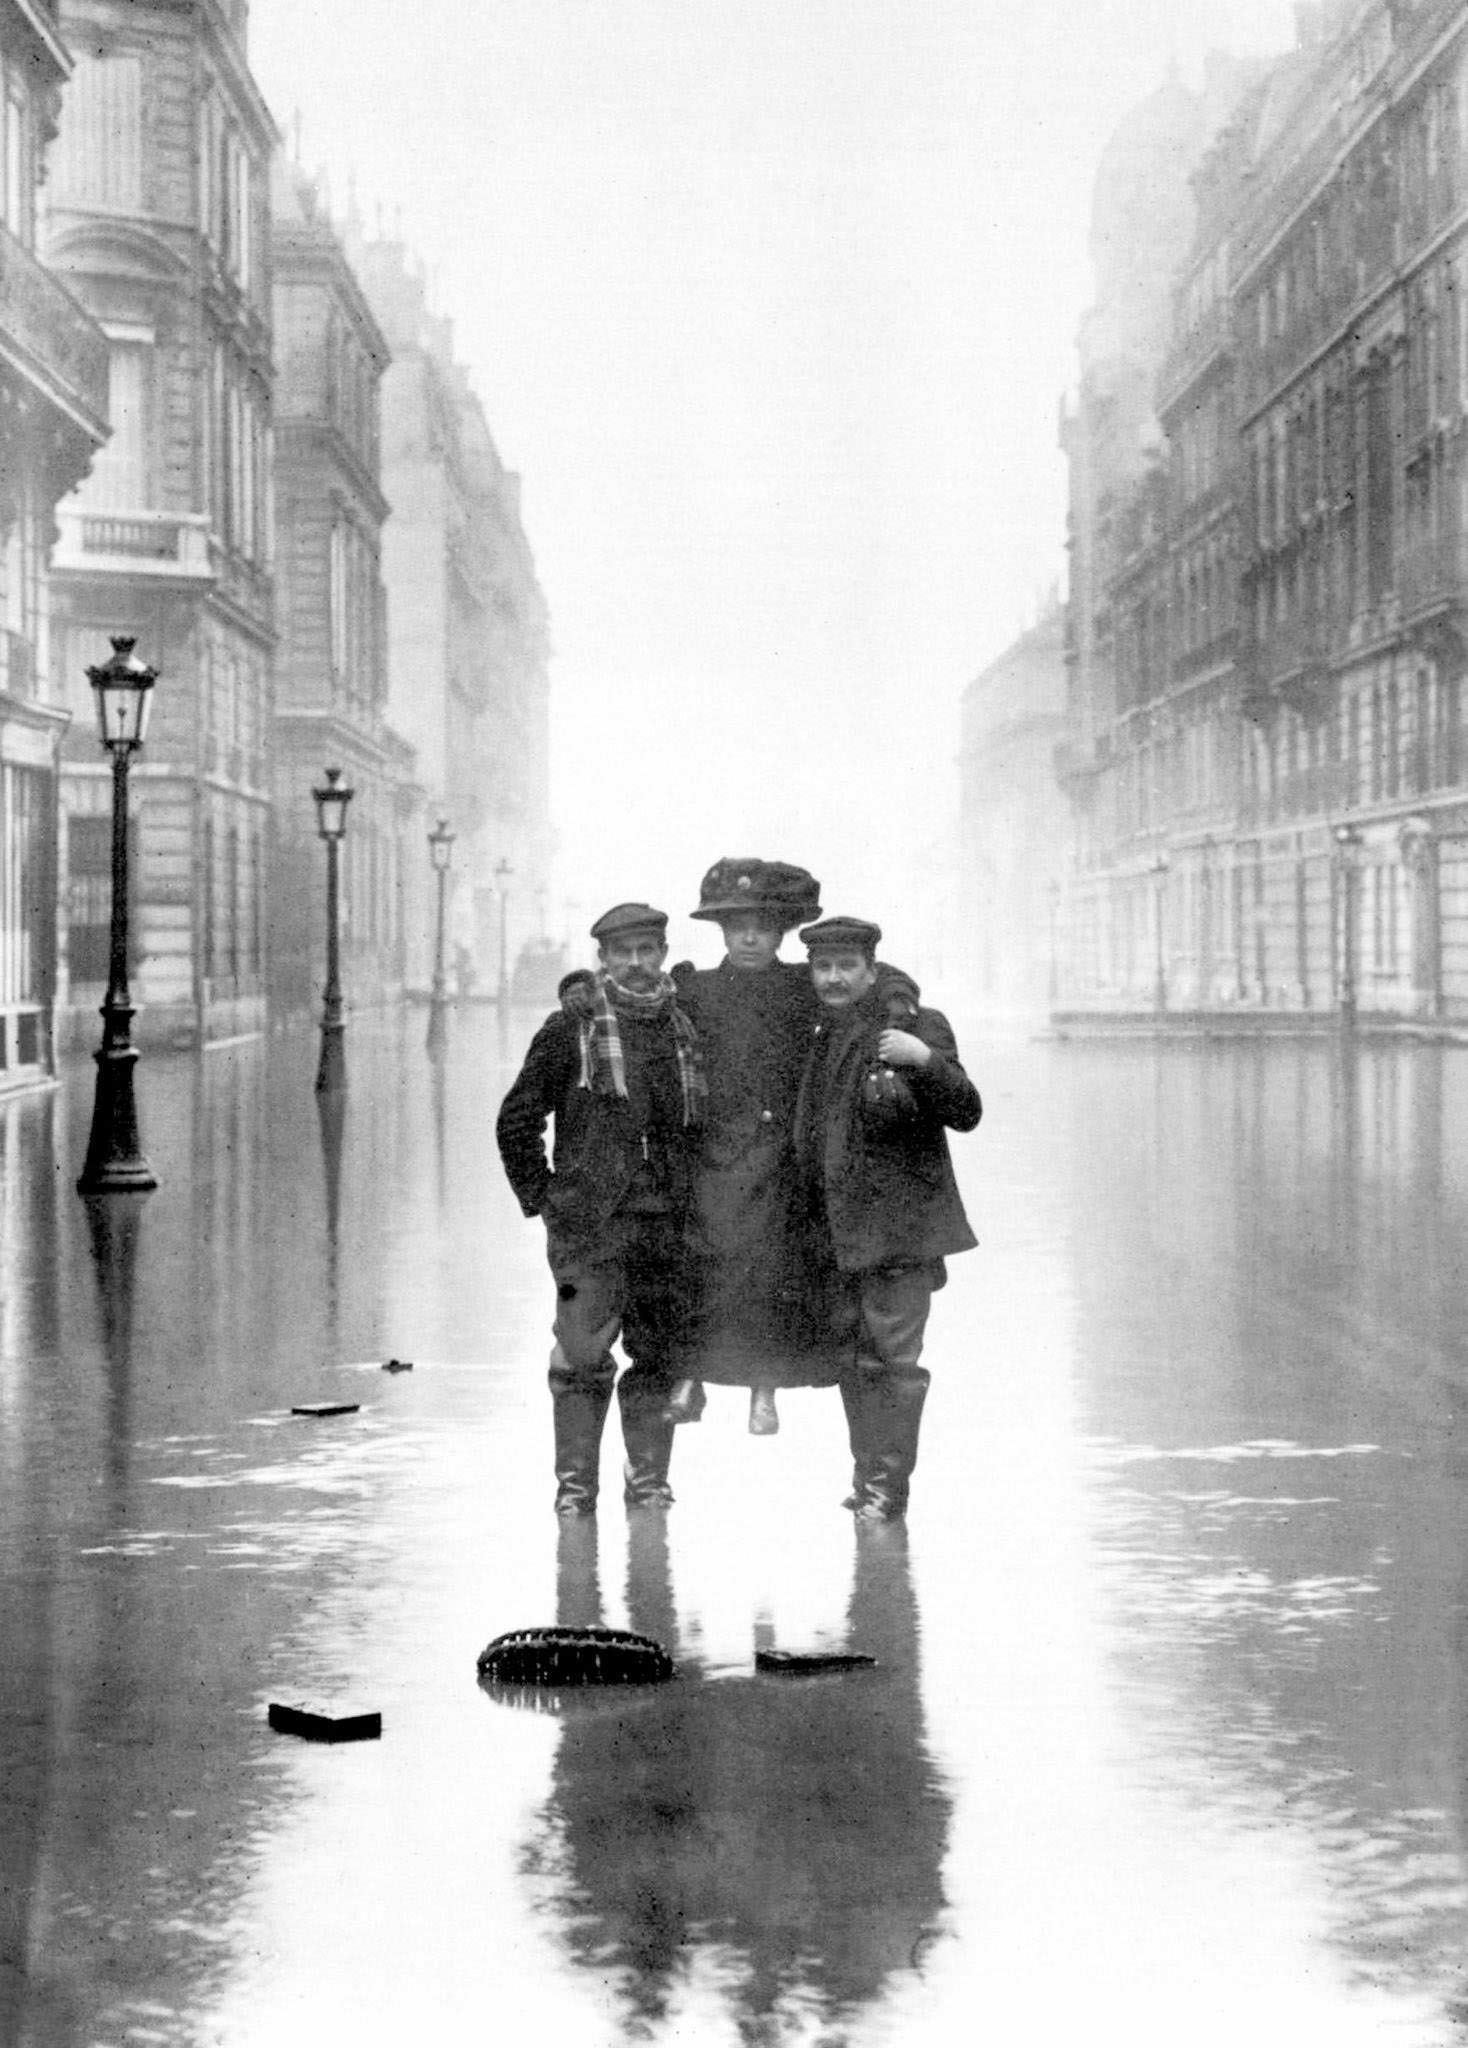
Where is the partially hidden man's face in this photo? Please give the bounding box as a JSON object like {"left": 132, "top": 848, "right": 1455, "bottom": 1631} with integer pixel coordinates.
{"left": 719, "top": 910, "right": 782, "bottom": 973}
{"left": 810, "top": 949, "right": 877, "bottom": 1008}
{"left": 600, "top": 932, "right": 667, "bottom": 990}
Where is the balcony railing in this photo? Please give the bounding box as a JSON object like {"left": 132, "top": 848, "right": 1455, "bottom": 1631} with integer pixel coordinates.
{"left": 53, "top": 507, "right": 212, "bottom": 580}
{"left": 0, "top": 220, "right": 107, "bottom": 432}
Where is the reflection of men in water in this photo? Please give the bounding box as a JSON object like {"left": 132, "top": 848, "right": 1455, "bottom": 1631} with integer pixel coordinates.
{"left": 496, "top": 903, "right": 706, "bottom": 1514}
{"left": 506, "top": 1515, "right": 947, "bottom": 2039}
{"left": 795, "top": 916, "right": 982, "bottom": 1522}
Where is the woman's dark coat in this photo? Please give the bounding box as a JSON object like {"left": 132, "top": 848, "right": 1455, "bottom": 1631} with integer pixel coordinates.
{"left": 673, "top": 959, "right": 830, "bottom": 1381}
{"left": 793, "top": 996, "right": 981, "bottom": 1275}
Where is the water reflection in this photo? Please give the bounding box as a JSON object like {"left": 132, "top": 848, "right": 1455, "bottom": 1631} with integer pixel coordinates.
{"left": 500, "top": 1514, "right": 949, "bottom": 2041}
{"left": 316, "top": 1087, "right": 345, "bottom": 1336}
{"left": 1061, "top": 1037, "right": 1468, "bottom": 2027}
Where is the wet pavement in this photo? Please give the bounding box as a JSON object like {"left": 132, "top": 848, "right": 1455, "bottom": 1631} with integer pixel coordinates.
{"left": 5, "top": 1009, "right": 1468, "bottom": 2044}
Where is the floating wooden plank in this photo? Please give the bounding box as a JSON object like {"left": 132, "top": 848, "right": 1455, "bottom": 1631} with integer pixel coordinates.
{"left": 381, "top": 1358, "right": 414, "bottom": 1373}
{"left": 290, "top": 1400, "right": 361, "bottom": 1418}
{"left": 268, "top": 1702, "right": 382, "bottom": 1743}
{"left": 755, "top": 1650, "right": 878, "bottom": 1675}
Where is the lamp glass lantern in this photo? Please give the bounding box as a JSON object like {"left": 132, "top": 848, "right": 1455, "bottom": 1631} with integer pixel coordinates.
{"left": 87, "top": 636, "right": 157, "bottom": 752}
{"left": 313, "top": 766, "right": 353, "bottom": 840}
{"left": 428, "top": 818, "right": 456, "bottom": 872}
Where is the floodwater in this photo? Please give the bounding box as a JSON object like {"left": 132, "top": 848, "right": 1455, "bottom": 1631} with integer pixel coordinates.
{"left": 4, "top": 1009, "right": 1468, "bottom": 2045}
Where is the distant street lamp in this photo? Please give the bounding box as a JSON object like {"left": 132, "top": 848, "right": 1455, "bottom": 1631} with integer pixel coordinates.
{"left": 1151, "top": 849, "right": 1170, "bottom": 1018}
{"left": 313, "top": 767, "right": 353, "bottom": 1093}
{"left": 495, "top": 857, "right": 513, "bottom": 1007}
{"left": 426, "top": 816, "right": 455, "bottom": 1056}
{"left": 1334, "top": 822, "right": 1362, "bottom": 1028}
{"left": 77, "top": 636, "right": 158, "bottom": 1196}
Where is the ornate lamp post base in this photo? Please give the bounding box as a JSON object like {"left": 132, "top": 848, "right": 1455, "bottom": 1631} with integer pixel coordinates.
{"left": 78, "top": 1038, "right": 158, "bottom": 1194}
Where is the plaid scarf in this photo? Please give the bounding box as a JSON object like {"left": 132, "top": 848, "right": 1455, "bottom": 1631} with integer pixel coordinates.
{"left": 577, "top": 971, "right": 706, "bottom": 1125}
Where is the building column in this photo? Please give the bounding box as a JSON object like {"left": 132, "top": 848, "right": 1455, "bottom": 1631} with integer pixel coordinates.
{"left": 1400, "top": 814, "right": 1440, "bottom": 1020}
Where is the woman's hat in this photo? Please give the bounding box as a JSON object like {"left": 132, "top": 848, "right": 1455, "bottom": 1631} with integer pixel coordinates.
{"left": 690, "top": 857, "right": 822, "bottom": 928}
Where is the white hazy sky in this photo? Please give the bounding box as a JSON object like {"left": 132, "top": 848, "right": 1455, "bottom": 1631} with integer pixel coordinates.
{"left": 251, "top": 0, "right": 1298, "bottom": 951}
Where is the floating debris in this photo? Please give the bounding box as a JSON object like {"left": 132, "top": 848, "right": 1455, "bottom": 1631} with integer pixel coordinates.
{"left": 755, "top": 1650, "right": 878, "bottom": 1675}
{"left": 477, "top": 1625, "right": 674, "bottom": 1687}
{"left": 268, "top": 1702, "right": 382, "bottom": 1743}
{"left": 290, "top": 1401, "right": 360, "bottom": 1418}
{"left": 381, "top": 1358, "right": 414, "bottom": 1373}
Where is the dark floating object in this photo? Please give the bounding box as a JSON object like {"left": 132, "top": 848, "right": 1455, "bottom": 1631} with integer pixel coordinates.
{"left": 291, "top": 1400, "right": 360, "bottom": 1418}
{"left": 268, "top": 1702, "right": 382, "bottom": 1743}
{"left": 477, "top": 1625, "right": 674, "bottom": 1688}
{"left": 755, "top": 1649, "right": 878, "bottom": 1675}
{"left": 381, "top": 1358, "right": 414, "bottom": 1373}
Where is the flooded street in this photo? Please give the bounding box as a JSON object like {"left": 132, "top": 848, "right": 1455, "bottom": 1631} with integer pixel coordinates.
{"left": 5, "top": 1009, "right": 1468, "bottom": 2045}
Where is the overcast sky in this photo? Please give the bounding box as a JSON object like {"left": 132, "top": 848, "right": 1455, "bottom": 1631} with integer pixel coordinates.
{"left": 251, "top": 0, "right": 1299, "bottom": 953}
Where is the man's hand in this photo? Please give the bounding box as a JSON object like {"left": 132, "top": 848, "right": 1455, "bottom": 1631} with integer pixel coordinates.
{"left": 877, "top": 1028, "right": 932, "bottom": 1069}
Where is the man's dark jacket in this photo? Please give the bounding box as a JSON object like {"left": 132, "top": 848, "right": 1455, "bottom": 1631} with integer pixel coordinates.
{"left": 794, "top": 994, "right": 981, "bottom": 1274}
{"left": 496, "top": 1008, "right": 697, "bottom": 1242}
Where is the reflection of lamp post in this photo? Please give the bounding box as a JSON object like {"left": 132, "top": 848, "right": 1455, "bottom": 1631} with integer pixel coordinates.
{"left": 495, "top": 857, "right": 513, "bottom": 1007}
{"left": 1334, "top": 822, "right": 1362, "bottom": 1028}
{"left": 77, "top": 636, "right": 158, "bottom": 1195}
{"left": 1152, "top": 849, "right": 1170, "bottom": 1017}
{"left": 426, "top": 817, "right": 455, "bottom": 1056}
{"left": 312, "top": 767, "right": 353, "bottom": 1094}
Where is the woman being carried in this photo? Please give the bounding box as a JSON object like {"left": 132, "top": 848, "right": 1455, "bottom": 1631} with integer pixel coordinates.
{"left": 667, "top": 858, "right": 918, "bottom": 1434}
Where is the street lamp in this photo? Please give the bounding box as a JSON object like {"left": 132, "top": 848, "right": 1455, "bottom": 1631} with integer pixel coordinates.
{"left": 1334, "top": 822, "right": 1362, "bottom": 1028}
{"left": 312, "top": 766, "right": 353, "bottom": 1093}
{"left": 1151, "top": 849, "right": 1170, "bottom": 1018}
{"left": 77, "top": 635, "right": 158, "bottom": 1195}
{"left": 426, "top": 816, "right": 455, "bottom": 1055}
{"left": 495, "top": 857, "right": 513, "bottom": 1007}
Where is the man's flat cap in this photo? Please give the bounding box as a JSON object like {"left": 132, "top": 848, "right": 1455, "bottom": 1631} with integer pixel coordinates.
{"left": 590, "top": 901, "right": 668, "bottom": 942}
{"left": 690, "top": 856, "right": 822, "bottom": 927}
{"left": 798, "top": 915, "right": 882, "bottom": 954}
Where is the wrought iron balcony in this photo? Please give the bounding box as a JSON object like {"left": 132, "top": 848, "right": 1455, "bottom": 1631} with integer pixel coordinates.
{"left": 0, "top": 221, "right": 107, "bottom": 440}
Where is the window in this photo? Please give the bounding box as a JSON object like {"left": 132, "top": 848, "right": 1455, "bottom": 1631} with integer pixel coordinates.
{"left": 86, "top": 341, "right": 151, "bottom": 508}
{"left": 52, "top": 53, "right": 142, "bottom": 210}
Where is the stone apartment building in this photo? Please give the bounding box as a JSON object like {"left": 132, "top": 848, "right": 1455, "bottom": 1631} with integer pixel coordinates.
{"left": 269, "top": 160, "right": 419, "bottom": 1024}
{"left": 958, "top": 602, "right": 1070, "bottom": 1017}
{"left": 349, "top": 233, "right": 552, "bottom": 999}
{"left": 0, "top": 0, "right": 108, "bottom": 1090}
{"left": 1060, "top": 0, "right": 1468, "bottom": 1027}
{"left": 44, "top": 0, "right": 276, "bottom": 1050}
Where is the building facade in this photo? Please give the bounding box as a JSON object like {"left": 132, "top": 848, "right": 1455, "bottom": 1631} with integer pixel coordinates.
{"left": 269, "top": 161, "right": 419, "bottom": 1024}
{"left": 350, "top": 233, "right": 552, "bottom": 1000}
{"left": 0, "top": 0, "right": 108, "bottom": 1088}
{"left": 44, "top": 0, "right": 276, "bottom": 1050}
{"left": 1060, "top": 0, "right": 1468, "bottom": 1029}
{"left": 958, "top": 602, "right": 1070, "bottom": 1018}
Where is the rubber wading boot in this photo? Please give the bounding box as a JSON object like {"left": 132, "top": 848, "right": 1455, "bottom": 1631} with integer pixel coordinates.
{"left": 839, "top": 1370, "right": 873, "bottom": 1510}
{"left": 852, "top": 1368, "right": 930, "bottom": 1523}
{"left": 549, "top": 1350, "right": 614, "bottom": 1516}
{"left": 619, "top": 1374, "right": 676, "bottom": 1508}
